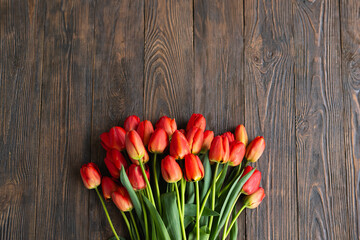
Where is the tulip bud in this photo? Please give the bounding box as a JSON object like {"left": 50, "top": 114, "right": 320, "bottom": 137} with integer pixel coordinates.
{"left": 241, "top": 166, "right": 261, "bottom": 195}
{"left": 155, "top": 116, "right": 177, "bottom": 138}
{"left": 184, "top": 154, "right": 204, "bottom": 182}
{"left": 148, "top": 128, "right": 168, "bottom": 153}
{"left": 170, "top": 130, "right": 191, "bottom": 159}
{"left": 208, "top": 136, "right": 230, "bottom": 163}
{"left": 186, "top": 127, "right": 204, "bottom": 154}
{"left": 101, "top": 176, "right": 119, "bottom": 200}
{"left": 244, "top": 187, "right": 265, "bottom": 209}
{"left": 186, "top": 113, "right": 206, "bottom": 132}
{"left": 200, "top": 130, "right": 214, "bottom": 154}
{"left": 127, "top": 164, "right": 150, "bottom": 190}
{"left": 228, "top": 141, "right": 245, "bottom": 167}
{"left": 222, "top": 132, "right": 235, "bottom": 144}
{"left": 136, "top": 120, "right": 154, "bottom": 146}
{"left": 80, "top": 163, "right": 101, "bottom": 189}
{"left": 100, "top": 126, "right": 126, "bottom": 151}
{"left": 112, "top": 186, "right": 133, "bottom": 212}
{"left": 235, "top": 124, "right": 248, "bottom": 146}
{"left": 104, "top": 150, "right": 128, "bottom": 179}
{"left": 124, "top": 115, "right": 140, "bottom": 132}
{"left": 178, "top": 129, "right": 186, "bottom": 135}
{"left": 245, "top": 136, "right": 265, "bottom": 162}
{"left": 161, "top": 155, "right": 183, "bottom": 183}
{"left": 125, "top": 130, "right": 147, "bottom": 162}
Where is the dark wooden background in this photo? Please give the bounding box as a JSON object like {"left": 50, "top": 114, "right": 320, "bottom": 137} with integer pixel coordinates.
{"left": 1, "top": 0, "right": 359, "bottom": 239}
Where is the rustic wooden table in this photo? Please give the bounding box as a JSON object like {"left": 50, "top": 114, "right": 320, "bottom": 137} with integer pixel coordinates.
{"left": 1, "top": 0, "right": 359, "bottom": 239}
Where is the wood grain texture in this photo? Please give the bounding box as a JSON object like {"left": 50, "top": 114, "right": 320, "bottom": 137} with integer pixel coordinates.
{"left": 0, "top": 0, "right": 44, "bottom": 239}
{"left": 194, "top": 0, "right": 245, "bottom": 239}
{"left": 340, "top": 0, "right": 360, "bottom": 239}
{"left": 91, "top": 0, "right": 144, "bottom": 239}
{"left": 243, "top": 0, "right": 298, "bottom": 239}
{"left": 35, "top": 0, "right": 94, "bottom": 239}
{"left": 144, "top": 0, "right": 194, "bottom": 124}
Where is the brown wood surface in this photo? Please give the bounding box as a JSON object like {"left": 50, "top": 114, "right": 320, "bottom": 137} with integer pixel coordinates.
{"left": 0, "top": 0, "right": 359, "bottom": 239}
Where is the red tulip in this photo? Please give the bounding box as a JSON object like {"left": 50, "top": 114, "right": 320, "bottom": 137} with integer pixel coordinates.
{"left": 100, "top": 127, "right": 126, "bottom": 151}
{"left": 200, "top": 130, "right": 214, "bottom": 154}
{"left": 241, "top": 166, "right": 261, "bottom": 195}
{"left": 244, "top": 187, "right": 265, "bottom": 209}
{"left": 136, "top": 120, "right": 154, "bottom": 146}
{"left": 148, "top": 128, "right": 168, "bottom": 153}
{"left": 125, "top": 130, "right": 147, "bottom": 162}
{"left": 101, "top": 176, "right": 119, "bottom": 200}
{"left": 127, "top": 164, "right": 150, "bottom": 191}
{"left": 124, "top": 115, "right": 140, "bottom": 132}
{"left": 186, "top": 113, "right": 206, "bottom": 132}
{"left": 184, "top": 154, "right": 204, "bottom": 182}
{"left": 178, "top": 129, "right": 186, "bottom": 135}
{"left": 208, "top": 136, "right": 230, "bottom": 163}
{"left": 104, "top": 150, "right": 128, "bottom": 179}
{"left": 235, "top": 124, "right": 248, "bottom": 146}
{"left": 80, "top": 163, "right": 101, "bottom": 189}
{"left": 170, "top": 130, "right": 191, "bottom": 159}
{"left": 222, "top": 132, "right": 235, "bottom": 144}
{"left": 186, "top": 127, "right": 204, "bottom": 154}
{"left": 245, "top": 136, "right": 265, "bottom": 162}
{"left": 112, "top": 186, "right": 133, "bottom": 212}
{"left": 155, "top": 116, "right": 177, "bottom": 138}
{"left": 228, "top": 141, "right": 245, "bottom": 166}
{"left": 129, "top": 150, "right": 149, "bottom": 165}
{"left": 161, "top": 155, "right": 183, "bottom": 183}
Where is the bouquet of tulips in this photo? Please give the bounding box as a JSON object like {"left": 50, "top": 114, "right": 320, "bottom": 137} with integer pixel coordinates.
{"left": 80, "top": 114, "right": 266, "bottom": 240}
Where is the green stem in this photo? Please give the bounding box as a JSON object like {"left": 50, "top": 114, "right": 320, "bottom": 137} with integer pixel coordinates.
{"left": 181, "top": 178, "right": 186, "bottom": 218}
{"left": 224, "top": 204, "right": 247, "bottom": 238}
{"left": 195, "top": 181, "right": 200, "bottom": 240}
{"left": 208, "top": 162, "right": 220, "bottom": 229}
{"left": 153, "top": 153, "right": 162, "bottom": 214}
{"left": 138, "top": 160, "right": 156, "bottom": 206}
{"left": 222, "top": 192, "right": 242, "bottom": 240}
{"left": 95, "top": 187, "right": 119, "bottom": 240}
{"left": 130, "top": 211, "right": 140, "bottom": 240}
{"left": 218, "top": 161, "right": 247, "bottom": 197}
{"left": 139, "top": 192, "right": 149, "bottom": 240}
{"left": 120, "top": 212, "right": 133, "bottom": 240}
{"left": 174, "top": 183, "right": 187, "bottom": 240}
{"left": 199, "top": 187, "right": 211, "bottom": 217}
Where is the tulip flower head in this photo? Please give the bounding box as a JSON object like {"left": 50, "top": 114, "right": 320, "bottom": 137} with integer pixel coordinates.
{"left": 178, "top": 129, "right": 186, "bottom": 135}
{"left": 148, "top": 128, "right": 168, "bottom": 154}
{"left": 101, "top": 176, "right": 119, "bottom": 200}
{"left": 208, "top": 136, "right": 230, "bottom": 163}
{"left": 184, "top": 154, "right": 204, "bottom": 182}
{"left": 127, "top": 164, "right": 150, "bottom": 191}
{"left": 104, "top": 150, "right": 128, "bottom": 179}
{"left": 126, "top": 130, "right": 147, "bottom": 162}
{"left": 80, "top": 162, "right": 101, "bottom": 189}
{"left": 170, "top": 130, "right": 191, "bottom": 159}
{"left": 186, "top": 113, "right": 206, "bottom": 132}
{"left": 200, "top": 130, "right": 214, "bottom": 154}
{"left": 244, "top": 187, "right": 265, "bottom": 209}
{"left": 155, "top": 116, "right": 177, "bottom": 138}
{"left": 136, "top": 120, "right": 154, "bottom": 146}
{"left": 100, "top": 126, "right": 126, "bottom": 151}
{"left": 235, "top": 124, "right": 248, "bottom": 146}
{"left": 124, "top": 115, "right": 140, "bottom": 132}
{"left": 241, "top": 166, "right": 262, "bottom": 195}
{"left": 186, "top": 127, "right": 204, "bottom": 154}
{"left": 245, "top": 136, "right": 265, "bottom": 162}
{"left": 161, "top": 155, "right": 183, "bottom": 183}
{"left": 222, "top": 132, "right": 235, "bottom": 144}
{"left": 112, "top": 186, "right": 133, "bottom": 212}
{"left": 228, "top": 141, "right": 245, "bottom": 167}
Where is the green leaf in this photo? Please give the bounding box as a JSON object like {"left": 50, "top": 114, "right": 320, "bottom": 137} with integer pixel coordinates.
{"left": 188, "top": 226, "right": 210, "bottom": 240}
{"left": 142, "top": 194, "right": 171, "bottom": 240}
{"left": 184, "top": 216, "right": 195, "bottom": 228}
{"left": 160, "top": 192, "right": 182, "bottom": 240}
{"left": 185, "top": 203, "right": 219, "bottom": 217}
{"left": 209, "top": 168, "right": 255, "bottom": 240}
{"left": 186, "top": 182, "right": 195, "bottom": 204}
{"left": 229, "top": 208, "right": 238, "bottom": 240}
{"left": 215, "top": 162, "right": 229, "bottom": 194}
{"left": 200, "top": 154, "right": 212, "bottom": 202}
{"left": 119, "top": 166, "right": 143, "bottom": 222}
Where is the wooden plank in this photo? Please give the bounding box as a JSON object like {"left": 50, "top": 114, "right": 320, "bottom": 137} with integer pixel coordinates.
{"left": 91, "top": 0, "right": 144, "bottom": 239}
{"left": 194, "top": 0, "right": 245, "bottom": 238}
{"left": 144, "top": 0, "right": 194, "bottom": 124}
{"left": 293, "top": 0, "right": 350, "bottom": 239}
{"left": 0, "top": 0, "right": 44, "bottom": 239}
{"left": 243, "top": 0, "right": 298, "bottom": 239}
{"left": 35, "top": 0, "right": 94, "bottom": 239}
{"left": 340, "top": 0, "right": 360, "bottom": 239}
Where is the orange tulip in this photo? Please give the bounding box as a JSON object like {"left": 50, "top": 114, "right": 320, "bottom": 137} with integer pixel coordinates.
{"left": 127, "top": 164, "right": 150, "bottom": 191}
{"left": 186, "top": 127, "right": 204, "bottom": 154}
{"left": 148, "top": 128, "right": 168, "bottom": 154}
{"left": 112, "top": 186, "right": 133, "bottom": 212}
{"left": 184, "top": 154, "right": 204, "bottom": 182}
{"left": 235, "top": 124, "right": 248, "bottom": 146}
{"left": 241, "top": 166, "right": 261, "bottom": 195}
{"left": 124, "top": 115, "right": 140, "bottom": 132}
{"left": 208, "top": 136, "right": 230, "bottom": 163}
{"left": 244, "top": 187, "right": 265, "bottom": 209}
{"left": 186, "top": 113, "right": 206, "bottom": 132}
{"left": 100, "top": 126, "right": 126, "bottom": 151}
{"left": 228, "top": 141, "right": 245, "bottom": 167}
{"left": 104, "top": 150, "right": 128, "bottom": 179}
{"left": 170, "top": 130, "right": 191, "bottom": 159}
{"left": 245, "top": 136, "right": 265, "bottom": 162}
{"left": 161, "top": 155, "right": 183, "bottom": 183}
{"left": 222, "top": 132, "right": 235, "bottom": 144}
{"left": 155, "top": 116, "right": 177, "bottom": 138}
{"left": 101, "top": 176, "right": 119, "bottom": 200}
{"left": 200, "top": 130, "right": 214, "bottom": 154}
{"left": 80, "top": 163, "right": 101, "bottom": 189}
{"left": 136, "top": 120, "right": 154, "bottom": 146}
{"left": 125, "top": 130, "right": 147, "bottom": 162}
